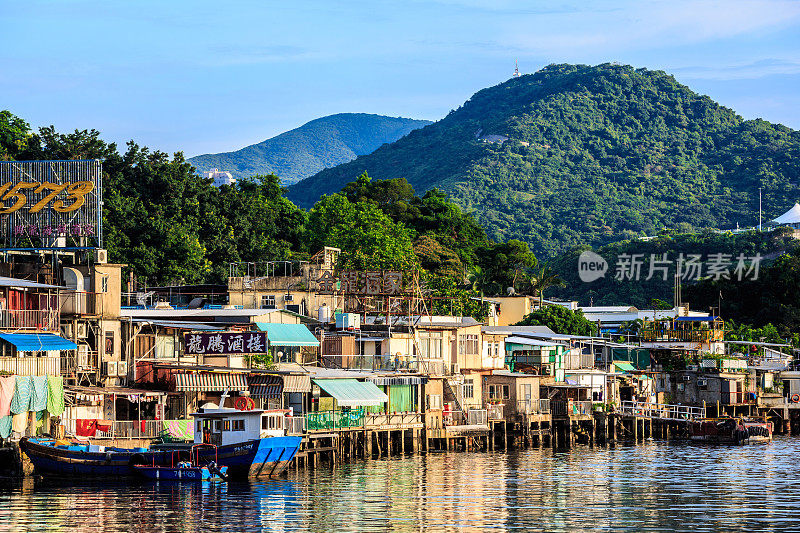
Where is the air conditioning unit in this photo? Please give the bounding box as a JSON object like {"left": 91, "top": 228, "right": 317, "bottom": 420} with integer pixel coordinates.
{"left": 284, "top": 294, "right": 294, "bottom": 302}
{"left": 117, "top": 361, "right": 128, "bottom": 378}
{"left": 683, "top": 375, "right": 692, "bottom": 382}
{"left": 77, "top": 345, "right": 90, "bottom": 368}
{"left": 698, "top": 379, "right": 708, "bottom": 387}
{"left": 63, "top": 323, "right": 74, "bottom": 339}
{"left": 76, "top": 322, "right": 89, "bottom": 339}
{"left": 96, "top": 249, "right": 108, "bottom": 264}
{"left": 104, "top": 361, "right": 117, "bottom": 377}
{"left": 452, "top": 363, "right": 461, "bottom": 374}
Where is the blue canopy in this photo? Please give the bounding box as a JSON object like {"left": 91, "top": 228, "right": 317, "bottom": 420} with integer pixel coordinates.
{"left": 675, "top": 316, "right": 719, "bottom": 322}
{"left": 254, "top": 323, "right": 320, "bottom": 347}
{"left": 0, "top": 333, "right": 78, "bottom": 352}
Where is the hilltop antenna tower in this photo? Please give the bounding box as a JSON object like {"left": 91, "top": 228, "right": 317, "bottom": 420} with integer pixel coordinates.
{"left": 513, "top": 60, "right": 520, "bottom": 78}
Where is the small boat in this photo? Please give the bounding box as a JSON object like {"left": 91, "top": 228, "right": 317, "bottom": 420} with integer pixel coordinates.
{"left": 21, "top": 406, "right": 301, "bottom": 479}
{"left": 690, "top": 416, "right": 773, "bottom": 444}
{"left": 131, "top": 445, "right": 228, "bottom": 481}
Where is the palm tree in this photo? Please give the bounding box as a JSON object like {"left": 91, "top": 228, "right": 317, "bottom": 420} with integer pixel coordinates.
{"left": 468, "top": 265, "right": 491, "bottom": 305}
{"left": 523, "top": 262, "right": 565, "bottom": 308}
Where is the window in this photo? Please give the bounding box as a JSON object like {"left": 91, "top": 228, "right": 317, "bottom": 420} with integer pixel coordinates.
{"left": 105, "top": 331, "right": 115, "bottom": 357}
{"left": 522, "top": 384, "right": 531, "bottom": 401}
{"left": 222, "top": 420, "right": 230, "bottom": 431}
{"left": 213, "top": 420, "right": 222, "bottom": 432}
{"left": 101, "top": 276, "right": 109, "bottom": 294}
{"left": 463, "top": 378, "right": 474, "bottom": 399}
{"left": 261, "top": 295, "right": 276, "bottom": 309}
{"left": 419, "top": 333, "right": 443, "bottom": 360}
{"left": 426, "top": 394, "right": 442, "bottom": 410}
{"left": 488, "top": 384, "right": 510, "bottom": 400}
{"left": 458, "top": 334, "right": 479, "bottom": 356}
{"left": 232, "top": 419, "right": 245, "bottom": 431}
{"left": 196, "top": 420, "right": 202, "bottom": 432}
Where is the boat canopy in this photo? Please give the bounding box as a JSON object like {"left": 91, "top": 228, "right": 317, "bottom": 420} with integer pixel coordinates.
{"left": 255, "top": 323, "right": 320, "bottom": 347}
{"left": 312, "top": 378, "right": 389, "bottom": 407}
{"left": 0, "top": 333, "right": 77, "bottom": 352}
{"left": 613, "top": 361, "right": 636, "bottom": 372}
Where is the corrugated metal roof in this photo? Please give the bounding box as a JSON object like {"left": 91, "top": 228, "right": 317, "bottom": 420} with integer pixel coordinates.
{"left": 0, "top": 333, "right": 77, "bottom": 352}
{"left": 0, "top": 276, "right": 66, "bottom": 290}
{"left": 248, "top": 375, "right": 283, "bottom": 398}
{"left": 130, "top": 319, "right": 224, "bottom": 331}
{"left": 283, "top": 374, "right": 311, "bottom": 393}
{"left": 312, "top": 378, "right": 388, "bottom": 407}
{"left": 174, "top": 372, "right": 248, "bottom": 392}
{"left": 255, "top": 323, "right": 319, "bottom": 346}
{"left": 505, "top": 336, "right": 559, "bottom": 347}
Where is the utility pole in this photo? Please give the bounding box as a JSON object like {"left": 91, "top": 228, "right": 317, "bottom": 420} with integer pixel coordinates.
{"left": 759, "top": 187, "right": 763, "bottom": 231}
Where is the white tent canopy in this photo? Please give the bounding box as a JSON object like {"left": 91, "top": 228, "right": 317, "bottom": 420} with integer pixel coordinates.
{"left": 773, "top": 203, "right": 800, "bottom": 225}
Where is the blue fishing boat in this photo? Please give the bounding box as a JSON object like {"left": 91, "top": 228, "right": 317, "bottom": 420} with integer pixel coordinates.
{"left": 131, "top": 444, "right": 228, "bottom": 481}
{"left": 20, "top": 407, "right": 302, "bottom": 479}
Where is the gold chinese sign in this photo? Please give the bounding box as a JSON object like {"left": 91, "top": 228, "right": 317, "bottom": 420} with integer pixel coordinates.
{"left": 0, "top": 181, "right": 95, "bottom": 214}
{"left": 317, "top": 270, "right": 405, "bottom": 295}
{"left": 0, "top": 160, "right": 103, "bottom": 249}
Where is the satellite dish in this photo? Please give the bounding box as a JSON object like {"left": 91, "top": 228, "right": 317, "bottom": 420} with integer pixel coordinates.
{"left": 507, "top": 286, "right": 516, "bottom": 296}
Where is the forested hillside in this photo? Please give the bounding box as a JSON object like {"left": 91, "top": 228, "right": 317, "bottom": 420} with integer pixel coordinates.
{"left": 187, "top": 113, "right": 431, "bottom": 184}
{"left": 288, "top": 64, "right": 800, "bottom": 257}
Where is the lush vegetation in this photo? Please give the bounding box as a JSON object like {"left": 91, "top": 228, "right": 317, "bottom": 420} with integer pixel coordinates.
{"left": 686, "top": 247, "right": 800, "bottom": 339}
{"left": 187, "top": 113, "right": 431, "bottom": 185}
{"left": 288, "top": 63, "right": 800, "bottom": 258}
{"left": 547, "top": 228, "right": 799, "bottom": 307}
{"left": 515, "top": 306, "right": 597, "bottom": 336}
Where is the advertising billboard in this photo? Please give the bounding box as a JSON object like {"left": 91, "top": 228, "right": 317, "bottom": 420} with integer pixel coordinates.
{"left": 0, "top": 160, "right": 103, "bottom": 249}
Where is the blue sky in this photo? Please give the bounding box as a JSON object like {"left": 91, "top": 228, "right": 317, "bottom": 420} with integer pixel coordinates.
{"left": 2, "top": 0, "right": 799, "bottom": 157}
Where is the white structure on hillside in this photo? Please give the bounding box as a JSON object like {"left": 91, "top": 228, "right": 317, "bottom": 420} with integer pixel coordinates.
{"left": 204, "top": 168, "right": 236, "bottom": 187}
{"left": 773, "top": 203, "right": 800, "bottom": 229}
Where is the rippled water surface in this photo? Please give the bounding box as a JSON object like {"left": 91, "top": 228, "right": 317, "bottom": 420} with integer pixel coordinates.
{"left": 2, "top": 438, "right": 799, "bottom": 532}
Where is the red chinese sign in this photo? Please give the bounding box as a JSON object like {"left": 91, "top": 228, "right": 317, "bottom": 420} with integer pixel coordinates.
{"left": 316, "top": 270, "right": 404, "bottom": 295}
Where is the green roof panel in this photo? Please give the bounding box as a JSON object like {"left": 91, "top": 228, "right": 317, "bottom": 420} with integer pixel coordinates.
{"left": 255, "top": 323, "right": 320, "bottom": 347}
{"left": 313, "top": 379, "right": 389, "bottom": 407}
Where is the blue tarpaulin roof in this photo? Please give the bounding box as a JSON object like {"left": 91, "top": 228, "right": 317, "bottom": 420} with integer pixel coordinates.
{"left": 255, "top": 323, "right": 320, "bottom": 347}
{"left": 674, "top": 316, "right": 718, "bottom": 322}
{"left": 0, "top": 333, "right": 78, "bottom": 352}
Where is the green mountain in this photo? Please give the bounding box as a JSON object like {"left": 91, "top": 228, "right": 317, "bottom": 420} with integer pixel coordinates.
{"left": 187, "top": 113, "right": 431, "bottom": 184}
{"left": 287, "top": 64, "right": 800, "bottom": 257}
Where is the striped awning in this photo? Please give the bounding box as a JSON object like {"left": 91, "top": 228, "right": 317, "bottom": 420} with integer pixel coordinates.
{"left": 248, "top": 375, "right": 283, "bottom": 399}
{"left": 174, "top": 372, "right": 248, "bottom": 392}
{"left": 283, "top": 374, "right": 311, "bottom": 393}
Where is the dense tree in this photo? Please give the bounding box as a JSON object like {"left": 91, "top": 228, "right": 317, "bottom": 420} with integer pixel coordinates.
{"left": 515, "top": 305, "right": 597, "bottom": 336}
{"left": 288, "top": 63, "right": 800, "bottom": 259}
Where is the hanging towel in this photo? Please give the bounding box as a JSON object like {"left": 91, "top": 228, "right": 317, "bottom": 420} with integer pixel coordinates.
{"left": 0, "top": 376, "right": 16, "bottom": 418}
{"left": 164, "top": 419, "right": 192, "bottom": 440}
{"left": 10, "top": 376, "right": 32, "bottom": 414}
{"left": 46, "top": 375, "right": 65, "bottom": 416}
{"left": 0, "top": 415, "right": 11, "bottom": 438}
{"left": 31, "top": 376, "right": 48, "bottom": 412}
{"left": 12, "top": 412, "right": 28, "bottom": 434}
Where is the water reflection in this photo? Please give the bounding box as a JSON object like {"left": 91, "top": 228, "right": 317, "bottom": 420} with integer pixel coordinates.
{"left": 2, "top": 439, "right": 800, "bottom": 531}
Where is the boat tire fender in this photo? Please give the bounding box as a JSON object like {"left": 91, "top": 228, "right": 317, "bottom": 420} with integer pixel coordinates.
{"left": 791, "top": 394, "right": 799, "bottom": 403}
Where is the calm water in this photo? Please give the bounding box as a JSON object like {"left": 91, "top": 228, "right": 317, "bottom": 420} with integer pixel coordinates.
{"left": 2, "top": 438, "right": 799, "bottom": 532}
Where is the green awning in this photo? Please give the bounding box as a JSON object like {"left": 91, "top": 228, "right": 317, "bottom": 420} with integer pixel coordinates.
{"left": 313, "top": 379, "right": 389, "bottom": 407}
{"left": 255, "top": 323, "right": 320, "bottom": 347}
{"left": 613, "top": 361, "right": 636, "bottom": 372}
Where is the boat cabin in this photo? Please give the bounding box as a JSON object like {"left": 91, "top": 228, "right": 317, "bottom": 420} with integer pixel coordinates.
{"left": 192, "top": 408, "right": 265, "bottom": 446}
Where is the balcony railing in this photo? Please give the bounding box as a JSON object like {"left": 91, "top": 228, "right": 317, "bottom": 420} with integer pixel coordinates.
{"left": 724, "top": 391, "right": 757, "bottom": 405}
{"left": 284, "top": 416, "right": 306, "bottom": 435}
{"left": 60, "top": 291, "right": 105, "bottom": 317}
{"left": 620, "top": 400, "right": 706, "bottom": 420}
{"left": 640, "top": 329, "right": 724, "bottom": 343}
{"left": 517, "top": 398, "right": 551, "bottom": 415}
{"left": 365, "top": 413, "right": 423, "bottom": 428}
{"left": 0, "top": 356, "right": 60, "bottom": 376}
{"left": 551, "top": 400, "right": 593, "bottom": 417}
{"left": 0, "top": 309, "right": 59, "bottom": 331}
{"left": 467, "top": 409, "right": 488, "bottom": 425}
{"left": 306, "top": 409, "right": 365, "bottom": 431}
{"left": 487, "top": 404, "right": 504, "bottom": 420}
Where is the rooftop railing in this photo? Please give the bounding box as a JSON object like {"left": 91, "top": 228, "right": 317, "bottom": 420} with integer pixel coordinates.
{"left": 619, "top": 400, "right": 706, "bottom": 420}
